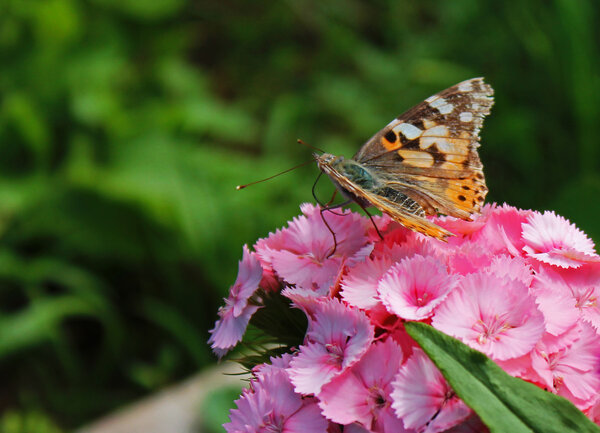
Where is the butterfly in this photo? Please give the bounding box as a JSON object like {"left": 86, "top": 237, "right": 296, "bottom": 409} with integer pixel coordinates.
{"left": 315, "top": 77, "right": 494, "bottom": 240}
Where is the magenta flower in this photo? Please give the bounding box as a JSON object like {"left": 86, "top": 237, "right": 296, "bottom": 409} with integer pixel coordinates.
{"left": 522, "top": 211, "right": 599, "bottom": 268}
{"left": 255, "top": 203, "right": 372, "bottom": 293}
{"left": 225, "top": 368, "right": 328, "bottom": 433}
{"left": 391, "top": 349, "right": 471, "bottom": 433}
{"left": 318, "top": 339, "right": 408, "bottom": 433}
{"left": 208, "top": 245, "right": 263, "bottom": 357}
{"left": 287, "top": 298, "right": 374, "bottom": 395}
{"left": 379, "top": 255, "right": 459, "bottom": 321}
{"left": 432, "top": 271, "right": 545, "bottom": 360}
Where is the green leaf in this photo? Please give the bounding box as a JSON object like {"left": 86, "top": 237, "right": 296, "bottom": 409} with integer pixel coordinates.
{"left": 0, "top": 296, "right": 98, "bottom": 357}
{"left": 404, "top": 322, "right": 600, "bottom": 433}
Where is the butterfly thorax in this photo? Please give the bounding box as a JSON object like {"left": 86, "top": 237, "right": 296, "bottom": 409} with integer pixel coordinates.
{"left": 316, "top": 153, "right": 379, "bottom": 206}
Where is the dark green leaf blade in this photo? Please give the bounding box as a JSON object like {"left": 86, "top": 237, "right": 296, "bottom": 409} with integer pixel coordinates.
{"left": 404, "top": 321, "right": 600, "bottom": 433}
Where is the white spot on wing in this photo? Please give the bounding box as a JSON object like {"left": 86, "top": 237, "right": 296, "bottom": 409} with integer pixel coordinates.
{"left": 422, "top": 125, "right": 449, "bottom": 137}
{"left": 398, "top": 150, "right": 434, "bottom": 168}
{"left": 458, "top": 81, "right": 473, "bottom": 92}
{"left": 459, "top": 112, "right": 473, "bottom": 122}
{"left": 394, "top": 123, "right": 422, "bottom": 140}
{"left": 429, "top": 97, "right": 454, "bottom": 114}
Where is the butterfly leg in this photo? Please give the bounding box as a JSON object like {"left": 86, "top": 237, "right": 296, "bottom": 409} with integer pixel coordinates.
{"left": 356, "top": 201, "right": 384, "bottom": 241}
{"left": 319, "top": 199, "right": 354, "bottom": 258}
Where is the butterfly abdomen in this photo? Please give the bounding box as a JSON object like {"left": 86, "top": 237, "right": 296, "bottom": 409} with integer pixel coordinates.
{"left": 375, "top": 187, "right": 426, "bottom": 217}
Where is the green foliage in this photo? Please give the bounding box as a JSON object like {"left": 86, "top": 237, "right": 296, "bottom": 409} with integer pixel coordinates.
{"left": 0, "top": 0, "right": 598, "bottom": 430}
{"left": 0, "top": 409, "right": 64, "bottom": 433}
{"left": 405, "top": 322, "right": 600, "bottom": 433}
{"left": 200, "top": 386, "right": 244, "bottom": 433}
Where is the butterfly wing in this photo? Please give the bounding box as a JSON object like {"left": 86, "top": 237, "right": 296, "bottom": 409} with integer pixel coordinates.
{"left": 318, "top": 159, "right": 454, "bottom": 240}
{"left": 354, "top": 77, "right": 493, "bottom": 220}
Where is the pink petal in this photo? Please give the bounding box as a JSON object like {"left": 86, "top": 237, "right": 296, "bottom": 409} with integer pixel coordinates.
{"left": 208, "top": 303, "right": 261, "bottom": 357}
{"left": 392, "top": 349, "right": 470, "bottom": 432}
{"left": 378, "top": 255, "right": 459, "bottom": 321}
{"left": 432, "top": 272, "right": 545, "bottom": 360}
{"left": 288, "top": 299, "right": 373, "bottom": 394}
{"left": 341, "top": 256, "right": 393, "bottom": 309}
{"left": 522, "top": 211, "right": 598, "bottom": 268}
{"left": 318, "top": 340, "right": 404, "bottom": 429}
{"left": 285, "top": 400, "right": 330, "bottom": 433}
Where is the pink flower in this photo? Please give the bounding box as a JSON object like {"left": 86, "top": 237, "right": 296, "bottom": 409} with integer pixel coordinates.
{"left": 253, "top": 353, "right": 294, "bottom": 379}
{"left": 378, "top": 255, "right": 459, "bottom": 320}
{"left": 225, "top": 368, "right": 328, "bottom": 433}
{"left": 522, "top": 211, "right": 599, "bottom": 268}
{"left": 255, "top": 203, "right": 372, "bottom": 293}
{"left": 208, "top": 245, "right": 263, "bottom": 357}
{"left": 485, "top": 254, "right": 533, "bottom": 286}
{"left": 287, "top": 298, "right": 374, "bottom": 395}
{"left": 531, "top": 268, "right": 581, "bottom": 336}
{"left": 528, "top": 323, "right": 600, "bottom": 409}
{"left": 537, "top": 264, "right": 600, "bottom": 332}
{"left": 432, "top": 272, "right": 545, "bottom": 360}
{"left": 391, "top": 349, "right": 471, "bottom": 433}
{"left": 472, "top": 203, "right": 533, "bottom": 256}
{"left": 318, "top": 339, "right": 408, "bottom": 433}
{"left": 214, "top": 202, "right": 600, "bottom": 427}
{"left": 341, "top": 256, "right": 394, "bottom": 310}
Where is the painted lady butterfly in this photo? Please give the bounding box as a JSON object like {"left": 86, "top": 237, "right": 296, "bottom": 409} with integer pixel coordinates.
{"left": 316, "top": 77, "right": 494, "bottom": 240}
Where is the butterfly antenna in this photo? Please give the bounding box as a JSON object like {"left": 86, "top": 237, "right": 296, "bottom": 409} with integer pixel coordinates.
{"left": 236, "top": 159, "right": 313, "bottom": 190}
{"left": 297, "top": 139, "right": 325, "bottom": 153}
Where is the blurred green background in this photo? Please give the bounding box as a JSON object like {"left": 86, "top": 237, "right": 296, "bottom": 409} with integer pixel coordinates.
{"left": 0, "top": 0, "right": 599, "bottom": 431}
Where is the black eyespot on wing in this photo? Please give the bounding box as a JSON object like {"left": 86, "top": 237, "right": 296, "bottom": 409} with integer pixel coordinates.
{"left": 384, "top": 131, "right": 396, "bottom": 142}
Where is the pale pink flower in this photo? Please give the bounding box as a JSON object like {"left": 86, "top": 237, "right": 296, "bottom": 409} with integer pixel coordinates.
{"left": 472, "top": 203, "right": 533, "bottom": 256}
{"left": 208, "top": 245, "right": 263, "bottom": 357}
{"left": 378, "top": 255, "right": 459, "bottom": 321}
{"left": 433, "top": 211, "right": 487, "bottom": 238}
{"left": 485, "top": 254, "right": 533, "bottom": 286}
{"left": 391, "top": 349, "right": 471, "bottom": 433}
{"left": 522, "top": 211, "right": 599, "bottom": 268}
{"left": 255, "top": 203, "right": 372, "bottom": 293}
{"left": 319, "top": 339, "right": 408, "bottom": 433}
{"left": 444, "top": 239, "right": 494, "bottom": 276}
{"left": 372, "top": 234, "right": 440, "bottom": 261}
{"left": 533, "top": 264, "right": 600, "bottom": 332}
{"left": 341, "top": 256, "right": 394, "bottom": 310}
{"left": 432, "top": 272, "right": 545, "bottom": 360}
{"left": 531, "top": 268, "right": 580, "bottom": 336}
{"left": 225, "top": 368, "right": 328, "bottom": 433}
{"left": 527, "top": 323, "right": 600, "bottom": 409}
{"left": 287, "top": 298, "right": 374, "bottom": 395}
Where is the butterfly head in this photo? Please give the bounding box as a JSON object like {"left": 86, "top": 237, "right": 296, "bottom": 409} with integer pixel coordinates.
{"left": 314, "top": 152, "right": 343, "bottom": 167}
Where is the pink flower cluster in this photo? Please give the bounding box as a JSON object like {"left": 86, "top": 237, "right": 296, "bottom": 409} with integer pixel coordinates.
{"left": 210, "top": 203, "right": 600, "bottom": 432}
